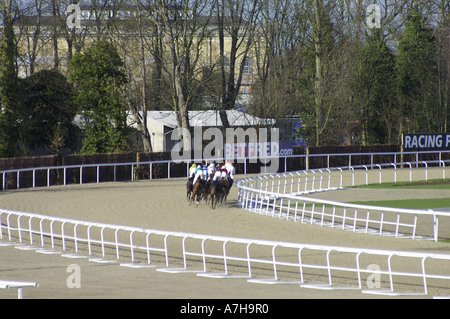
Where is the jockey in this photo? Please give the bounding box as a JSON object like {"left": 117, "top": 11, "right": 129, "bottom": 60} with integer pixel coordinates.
{"left": 207, "top": 162, "right": 216, "bottom": 180}
{"left": 202, "top": 163, "right": 208, "bottom": 180}
{"left": 192, "top": 164, "right": 203, "bottom": 185}
{"left": 224, "top": 160, "right": 235, "bottom": 188}
{"left": 224, "top": 160, "right": 235, "bottom": 180}
{"left": 212, "top": 164, "right": 222, "bottom": 182}
{"left": 188, "top": 163, "right": 197, "bottom": 180}
{"left": 220, "top": 164, "right": 228, "bottom": 179}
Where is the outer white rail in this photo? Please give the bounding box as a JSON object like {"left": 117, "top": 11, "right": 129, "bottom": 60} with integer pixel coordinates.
{"left": 1, "top": 150, "right": 450, "bottom": 190}
{"left": 2, "top": 208, "right": 450, "bottom": 296}
{"left": 2, "top": 155, "right": 450, "bottom": 297}
{"left": 0, "top": 280, "right": 38, "bottom": 299}
{"left": 236, "top": 161, "right": 450, "bottom": 242}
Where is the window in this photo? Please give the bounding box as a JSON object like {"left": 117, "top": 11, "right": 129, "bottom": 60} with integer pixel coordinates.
{"left": 243, "top": 57, "right": 253, "bottom": 74}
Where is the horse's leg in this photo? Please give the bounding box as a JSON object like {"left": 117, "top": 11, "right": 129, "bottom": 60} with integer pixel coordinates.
{"left": 219, "top": 184, "right": 224, "bottom": 204}
{"left": 207, "top": 184, "right": 213, "bottom": 204}
{"left": 204, "top": 180, "right": 211, "bottom": 203}
{"left": 224, "top": 184, "right": 229, "bottom": 204}
{"left": 197, "top": 181, "right": 203, "bottom": 204}
{"left": 205, "top": 191, "right": 210, "bottom": 204}
{"left": 201, "top": 181, "right": 206, "bottom": 203}
{"left": 191, "top": 182, "right": 198, "bottom": 205}
{"left": 222, "top": 189, "right": 227, "bottom": 204}
{"left": 195, "top": 184, "right": 200, "bottom": 205}
{"left": 224, "top": 183, "right": 229, "bottom": 202}
{"left": 218, "top": 191, "right": 223, "bottom": 205}
{"left": 190, "top": 189, "right": 195, "bottom": 204}
{"left": 219, "top": 180, "right": 227, "bottom": 205}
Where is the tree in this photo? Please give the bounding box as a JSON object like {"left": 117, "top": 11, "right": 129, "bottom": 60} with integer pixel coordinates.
{"left": 215, "top": 0, "right": 261, "bottom": 131}
{"left": 148, "top": 0, "right": 214, "bottom": 152}
{"left": 303, "top": 0, "right": 336, "bottom": 146}
{"left": 18, "top": 0, "right": 46, "bottom": 75}
{"left": 19, "top": 69, "right": 78, "bottom": 155}
{"left": 250, "top": 0, "right": 304, "bottom": 121}
{"left": 397, "top": 6, "right": 438, "bottom": 134}
{"left": 355, "top": 28, "right": 397, "bottom": 144}
{"left": 124, "top": 0, "right": 154, "bottom": 153}
{"left": 69, "top": 40, "right": 129, "bottom": 154}
{"left": 435, "top": 0, "right": 450, "bottom": 132}
{"left": 0, "top": 0, "right": 21, "bottom": 156}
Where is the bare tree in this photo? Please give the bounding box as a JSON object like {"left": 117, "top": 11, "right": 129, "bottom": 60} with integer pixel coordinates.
{"left": 146, "top": 0, "right": 214, "bottom": 152}
{"left": 125, "top": 0, "right": 153, "bottom": 152}
{"left": 52, "top": 0, "right": 88, "bottom": 68}
{"left": 214, "top": 0, "right": 262, "bottom": 131}
{"left": 250, "top": 0, "right": 306, "bottom": 121}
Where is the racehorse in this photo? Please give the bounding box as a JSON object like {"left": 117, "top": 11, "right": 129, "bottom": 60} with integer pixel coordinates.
{"left": 208, "top": 180, "right": 221, "bottom": 209}
{"left": 191, "top": 179, "right": 206, "bottom": 205}
{"left": 204, "top": 179, "right": 212, "bottom": 204}
{"left": 228, "top": 177, "right": 233, "bottom": 191}
{"left": 186, "top": 178, "right": 194, "bottom": 201}
{"left": 220, "top": 177, "right": 230, "bottom": 204}
{"left": 191, "top": 179, "right": 200, "bottom": 204}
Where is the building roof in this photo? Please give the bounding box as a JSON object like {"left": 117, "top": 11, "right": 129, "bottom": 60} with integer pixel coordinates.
{"left": 147, "top": 110, "right": 271, "bottom": 128}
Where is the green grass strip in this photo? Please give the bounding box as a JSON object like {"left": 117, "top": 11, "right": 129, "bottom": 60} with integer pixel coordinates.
{"left": 353, "top": 179, "right": 450, "bottom": 190}
{"left": 298, "top": 198, "right": 450, "bottom": 210}
{"left": 351, "top": 198, "right": 450, "bottom": 210}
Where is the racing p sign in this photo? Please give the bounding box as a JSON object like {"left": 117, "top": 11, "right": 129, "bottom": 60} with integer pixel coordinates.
{"left": 403, "top": 133, "right": 450, "bottom": 151}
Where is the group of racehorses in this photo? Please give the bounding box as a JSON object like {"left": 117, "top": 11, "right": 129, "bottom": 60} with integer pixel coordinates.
{"left": 186, "top": 175, "right": 232, "bottom": 209}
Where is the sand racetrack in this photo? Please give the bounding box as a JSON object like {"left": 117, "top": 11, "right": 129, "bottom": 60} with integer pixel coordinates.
{"left": 1, "top": 174, "right": 450, "bottom": 299}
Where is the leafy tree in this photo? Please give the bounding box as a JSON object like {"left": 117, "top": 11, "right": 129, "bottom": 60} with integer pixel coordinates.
{"left": 397, "top": 6, "right": 438, "bottom": 134}
{"left": 19, "top": 70, "right": 78, "bottom": 155}
{"left": 1, "top": 5, "right": 76, "bottom": 157}
{"left": 356, "top": 29, "right": 397, "bottom": 144}
{"left": 0, "top": 6, "right": 20, "bottom": 157}
{"left": 300, "top": 0, "right": 337, "bottom": 146}
{"left": 69, "top": 40, "right": 129, "bottom": 154}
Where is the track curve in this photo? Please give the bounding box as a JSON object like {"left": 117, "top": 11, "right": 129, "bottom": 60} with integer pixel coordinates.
{"left": 1, "top": 175, "right": 450, "bottom": 298}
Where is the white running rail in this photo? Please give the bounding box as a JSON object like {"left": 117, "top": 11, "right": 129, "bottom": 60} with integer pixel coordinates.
{"left": 236, "top": 161, "right": 450, "bottom": 242}
{"left": 2, "top": 157, "right": 450, "bottom": 297}
{"left": 1, "top": 208, "right": 450, "bottom": 296}
{"left": 0, "top": 280, "right": 38, "bottom": 299}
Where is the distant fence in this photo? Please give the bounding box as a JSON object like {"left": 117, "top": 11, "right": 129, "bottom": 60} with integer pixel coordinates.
{"left": 2, "top": 149, "right": 450, "bottom": 191}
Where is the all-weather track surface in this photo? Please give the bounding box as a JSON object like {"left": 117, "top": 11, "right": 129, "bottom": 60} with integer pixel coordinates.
{"left": 1, "top": 174, "right": 450, "bottom": 299}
